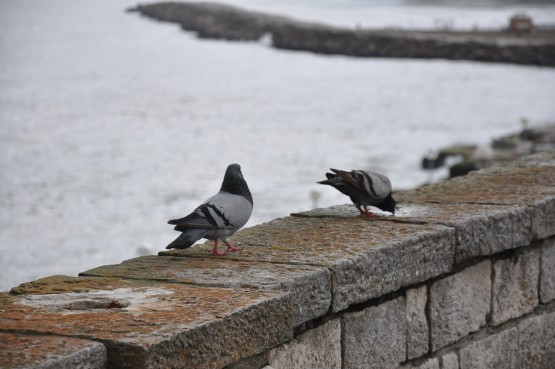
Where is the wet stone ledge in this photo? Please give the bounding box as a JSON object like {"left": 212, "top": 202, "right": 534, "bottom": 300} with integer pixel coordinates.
{"left": 0, "top": 151, "right": 554, "bottom": 369}
{"left": 0, "top": 333, "right": 107, "bottom": 369}
{"left": 129, "top": 2, "right": 555, "bottom": 67}
{"left": 1, "top": 276, "right": 292, "bottom": 369}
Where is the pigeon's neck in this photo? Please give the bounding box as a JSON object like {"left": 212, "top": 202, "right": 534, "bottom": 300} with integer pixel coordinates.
{"left": 221, "top": 179, "right": 253, "bottom": 204}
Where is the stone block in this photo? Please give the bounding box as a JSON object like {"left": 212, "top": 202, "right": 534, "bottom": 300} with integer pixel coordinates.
{"left": 540, "top": 237, "right": 555, "bottom": 303}
{"left": 420, "top": 358, "right": 440, "bottom": 369}
{"left": 82, "top": 255, "right": 331, "bottom": 327}
{"left": 1, "top": 276, "right": 293, "bottom": 369}
{"left": 162, "top": 215, "right": 455, "bottom": 312}
{"left": 296, "top": 200, "right": 532, "bottom": 265}
{"left": 390, "top": 201, "right": 532, "bottom": 264}
{"left": 530, "top": 196, "right": 555, "bottom": 240}
{"left": 268, "top": 319, "right": 341, "bottom": 369}
{"left": 0, "top": 332, "right": 107, "bottom": 369}
{"left": 491, "top": 248, "right": 539, "bottom": 325}
{"left": 441, "top": 352, "right": 459, "bottom": 369}
{"left": 459, "top": 328, "right": 519, "bottom": 369}
{"left": 405, "top": 358, "right": 440, "bottom": 369}
{"left": 518, "top": 311, "right": 555, "bottom": 369}
{"left": 430, "top": 261, "right": 491, "bottom": 351}
{"left": 224, "top": 353, "right": 267, "bottom": 369}
{"left": 450, "top": 205, "right": 531, "bottom": 264}
{"left": 342, "top": 296, "right": 406, "bottom": 369}
{"left": 406, "top": 285, "right": 429, "bottom": 359}
{"left": 330, "top": 225, "right": 453, "bottom": 312}
{"left": 396, "top": 166, "right": 555, "bottom": 206}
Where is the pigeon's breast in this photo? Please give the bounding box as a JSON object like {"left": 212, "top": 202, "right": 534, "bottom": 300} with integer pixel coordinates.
{"left": 203, "top": 192, "right": 253, "bottom": 230}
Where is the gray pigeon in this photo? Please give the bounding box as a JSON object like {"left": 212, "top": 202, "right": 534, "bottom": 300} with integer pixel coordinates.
{"left": 317, "top": 168, "right": 396, "bottom": 217}
{"left": 166, "top": 163, "right": 253, "bottom": 255}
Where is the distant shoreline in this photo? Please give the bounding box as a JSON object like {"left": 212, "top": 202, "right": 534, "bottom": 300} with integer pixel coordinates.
{"left": 129, "top": 2, "right": 555, "bottom": 67}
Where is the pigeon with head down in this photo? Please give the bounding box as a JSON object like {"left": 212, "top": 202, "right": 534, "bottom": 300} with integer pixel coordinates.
{"left": 166, "top": 163, "right": 253, "bottom": 256}
{"left": 317, "top": 168, "right": 396, "bottom": 217}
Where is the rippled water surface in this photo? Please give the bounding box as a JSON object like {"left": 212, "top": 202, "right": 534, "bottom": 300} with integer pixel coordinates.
{"left": 1, "top": 0, "right": 555, "bottom": 290}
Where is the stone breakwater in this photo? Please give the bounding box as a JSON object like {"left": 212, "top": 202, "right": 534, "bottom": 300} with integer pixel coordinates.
{"left": 128, "top": 2, "right": 555, "bottom": 67}
{"left": 1, "top": 151, "right": 554, "bottom": 368}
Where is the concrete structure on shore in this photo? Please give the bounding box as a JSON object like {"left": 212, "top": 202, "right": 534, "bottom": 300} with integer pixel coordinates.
{"left": 1, "top": 151, "right": 554, "bottom": 368}
{"left": 129, "top": 2, "right": 555, "bottom": 67}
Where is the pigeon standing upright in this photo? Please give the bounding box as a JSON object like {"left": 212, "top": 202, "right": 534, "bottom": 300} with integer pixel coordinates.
{"left": 166, "top": 163, "right": 253, "bottom": 255}
{"left": 317, "top": 168, "right": 396, "bottom": 217}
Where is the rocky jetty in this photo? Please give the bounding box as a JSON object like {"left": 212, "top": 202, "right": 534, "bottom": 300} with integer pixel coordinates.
{"left": 129, "top": 2, "right": 555, "bottom": 67}
{"left": 422, "top": 123, "right": 555, "bottom": 179}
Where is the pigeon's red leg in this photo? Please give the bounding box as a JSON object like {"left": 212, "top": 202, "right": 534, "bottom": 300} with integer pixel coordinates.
{"left": 357, "top": 206, "right": 366, "bottom": 217}
{"left": 361, "top": 206, "right": 379, "bottom": 218}
{"left": 224, "top": 241, "right": 241, "bottom": 252}
{"left": 211, "top": 240, "right": 226, "bottom": 256}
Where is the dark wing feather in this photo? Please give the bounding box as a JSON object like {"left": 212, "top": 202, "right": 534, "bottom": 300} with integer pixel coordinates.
{"left": 330, "top": 168, "right": 364, "bottom": 192}
{"left": 168, "top": 204, "right": 217, "bottom": 230}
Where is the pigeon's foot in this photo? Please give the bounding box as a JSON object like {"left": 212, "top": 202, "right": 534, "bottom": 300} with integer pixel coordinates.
{"left": 357, "top": 206, "right": 380, "bottom": 218}
{"left": 361, "top": 212, "right": 379, "bottom": 218}
{"left": 211, "top": 241, "right": 227, "bottom": 256}
{"left": 224, "top": 241, "right": 241, "bottom": 252}
{"left": 359, "top": 207, "right": 380, "bottom": 218}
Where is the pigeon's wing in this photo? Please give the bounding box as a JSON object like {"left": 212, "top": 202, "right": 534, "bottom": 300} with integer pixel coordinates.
{"left": 361, "top": 170, "right": 392, "bottom": 199}
{"left": 330, "top": 169, "right": 364, "bottom": 191}
{"left": 330, "top": 168, "right": 391, "bottom": 200}
{"left": 168, "top": 206, "right": 217, "bottom": 230}
{"left": 168, "top": 192, "right": 252, "bottom": 231}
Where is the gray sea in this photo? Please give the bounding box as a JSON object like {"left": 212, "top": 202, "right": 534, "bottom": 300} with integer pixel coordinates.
{"left": 1, "top": 0, "right": 555, "bottom": 291}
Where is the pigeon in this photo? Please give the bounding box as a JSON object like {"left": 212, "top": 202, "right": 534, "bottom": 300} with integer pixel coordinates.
{"left": 166, "top": 163, "right": 253, "bottom": 255}
{"left": 317, "top": 168, "right": 396, "bottom": 217}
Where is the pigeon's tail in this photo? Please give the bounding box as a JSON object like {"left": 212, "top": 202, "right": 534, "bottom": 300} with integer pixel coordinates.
{"left": 166, "top": 229, "right": 209, "bottom": 249}
{"left": 317, "top": 172, "right": 339, "bottom": 186}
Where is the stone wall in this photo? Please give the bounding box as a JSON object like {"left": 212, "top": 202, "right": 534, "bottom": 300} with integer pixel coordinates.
{"left": 128, "top": 2, "right": 555, "bottom": 67}
{"left": 1, "top": 151, "right": 554, "bottom": 369}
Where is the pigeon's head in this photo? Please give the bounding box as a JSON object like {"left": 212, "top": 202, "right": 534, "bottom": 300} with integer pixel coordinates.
{"left": 378, "top": 194, "right": 396, "bottom": 215}
{"left": 224, "top": 163, "right": 242, "bottom": 179}
{"left": 221, "top": 164, "right": 253, "bottom": 203}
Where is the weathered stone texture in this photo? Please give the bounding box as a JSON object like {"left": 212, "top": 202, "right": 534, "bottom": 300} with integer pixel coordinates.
{"left": 1, "top": 276, "right": 293, "bottom": 369}
{"left": 397, "top": 166, "right": 555, "bottom": 206}
{"left": 413, "top": 358, "right": 440, "bottom": 369}
{"left": 224, "top": 353, "right": 267, "bottom": 369}
{"left": 540, "top": 237, "right": 555, "bottom": 303}
{"left": 406, "top": 285, "right": 429, "bottom": 359}
{"left": 430, "top": 261, "right": 491, "bottom": 351}
{"left": 82, "top": 255, "right": 331, "bottom": 327}
{"left": 162, "top": 216, "right": 455, "bottom": 313}
{"left": 531, "top": 196, "right": 555, "bottom": 239}
{"left": 342, "top": 296, "right": 406, "bottom": 369}
{"left": 268, "top": 319, "right": 341, "bottom": 369}
{"left": 331, "top": 225, "right": 454, "bottom": 311}
{"left": 459, "top": 328, "right": 519, "bottom": 369}
{"left": 299, "top": 201, "right": 531, "bottom": 266}
{"left": 441, "top": 352, "right": 459, "bottom": 369}
{"left": 0, "top": 332, "right": 107, "bottom": 369}
{"left": 518, "top": 311, "right": 555, "bottom": 369}
{"left": 400, "top": 358, "right": 440, "bottom": 369}
{"left": 491, "top": 248, "right": 540, "bottom": 325}
{"left": 451, "top": 206, "right": 531, "bottom": 264}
